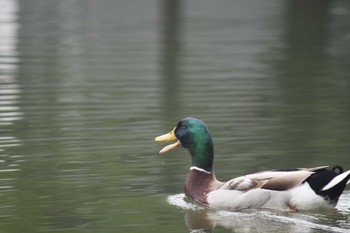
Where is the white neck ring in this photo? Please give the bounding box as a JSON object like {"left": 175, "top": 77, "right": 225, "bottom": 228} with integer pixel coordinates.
{"left": 190, "top": 166, "right": 212, "bottom": 174}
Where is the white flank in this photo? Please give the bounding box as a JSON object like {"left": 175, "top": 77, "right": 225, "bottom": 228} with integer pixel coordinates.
{"left": 322, "top": 170, "right": 350, "bottom": 191}
{"left": 207, "top": 189, "right": 271, "bottom": 210}
{"left": 289, "top": 183, "right": 333, "bottom": 210}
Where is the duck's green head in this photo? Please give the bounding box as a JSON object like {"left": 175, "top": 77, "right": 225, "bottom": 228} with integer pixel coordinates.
{"left": 155, "top": 117, "right": 214, "bottom": 172}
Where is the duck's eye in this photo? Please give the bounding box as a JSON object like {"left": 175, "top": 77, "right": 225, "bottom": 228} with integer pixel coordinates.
{"left": 177, "top": 122, "right": 187, "bottom": 129}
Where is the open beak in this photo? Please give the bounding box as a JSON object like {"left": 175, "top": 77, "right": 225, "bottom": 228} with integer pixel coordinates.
{"left": 155, "top": 127, "right": 181, "bottom": 154}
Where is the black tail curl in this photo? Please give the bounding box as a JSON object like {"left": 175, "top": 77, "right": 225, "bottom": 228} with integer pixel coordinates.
{"left": 332, "top": 165, "right": 343, "bottom": 174}
{"left": 306, "top": 165, "right": 349, "bottom": 205}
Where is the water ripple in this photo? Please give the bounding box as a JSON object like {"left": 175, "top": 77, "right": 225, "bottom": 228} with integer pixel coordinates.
{"left": 168, "top": 192, "right": 350, "bottom": 232}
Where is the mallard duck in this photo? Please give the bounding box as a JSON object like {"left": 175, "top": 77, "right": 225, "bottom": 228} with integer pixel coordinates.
{"left": 155, "top": 117, "right": 350, "bottom": 211}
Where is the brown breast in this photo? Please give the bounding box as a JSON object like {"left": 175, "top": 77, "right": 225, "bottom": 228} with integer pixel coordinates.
{"left": 184, "top": 169, "right": 222, "bottom": 204}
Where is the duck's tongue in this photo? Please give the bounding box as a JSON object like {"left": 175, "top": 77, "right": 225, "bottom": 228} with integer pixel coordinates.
{"left": 155, "top": 127, "right": 181, "bottom": 154}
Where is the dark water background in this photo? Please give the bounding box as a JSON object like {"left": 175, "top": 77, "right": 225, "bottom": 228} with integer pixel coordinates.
{"left": 0, "top": 0, "right": 350, "bottom": 232}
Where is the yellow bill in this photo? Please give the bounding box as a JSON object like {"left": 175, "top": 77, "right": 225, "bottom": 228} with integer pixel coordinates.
{"left": 155, "top": 127, "right": 181, "bottom": 154}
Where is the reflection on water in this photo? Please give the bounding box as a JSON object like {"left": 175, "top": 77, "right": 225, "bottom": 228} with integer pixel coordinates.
{"left": 159, "top": 0, "right": 182, "bottom": 122}
{"left": 0, "top": 0, "right": 22, "bottom": 219}
{"left": 169, "top": 193, "right": 350, "bottom": 233}
{"left": 0, "top": 0, "right": 349, "bottom": 232}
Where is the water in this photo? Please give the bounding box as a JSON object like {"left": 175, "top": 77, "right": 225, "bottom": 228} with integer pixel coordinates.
{"left": 168, "top": 194, "right": 350, "bottom": 233}
{"left": 0, "top": 0, "right": 349, "bottom": 232}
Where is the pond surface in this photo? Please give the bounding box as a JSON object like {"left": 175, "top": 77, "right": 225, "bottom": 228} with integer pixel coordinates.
{"left": 0, "top": 0, "right": 350, "bottom": 232}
